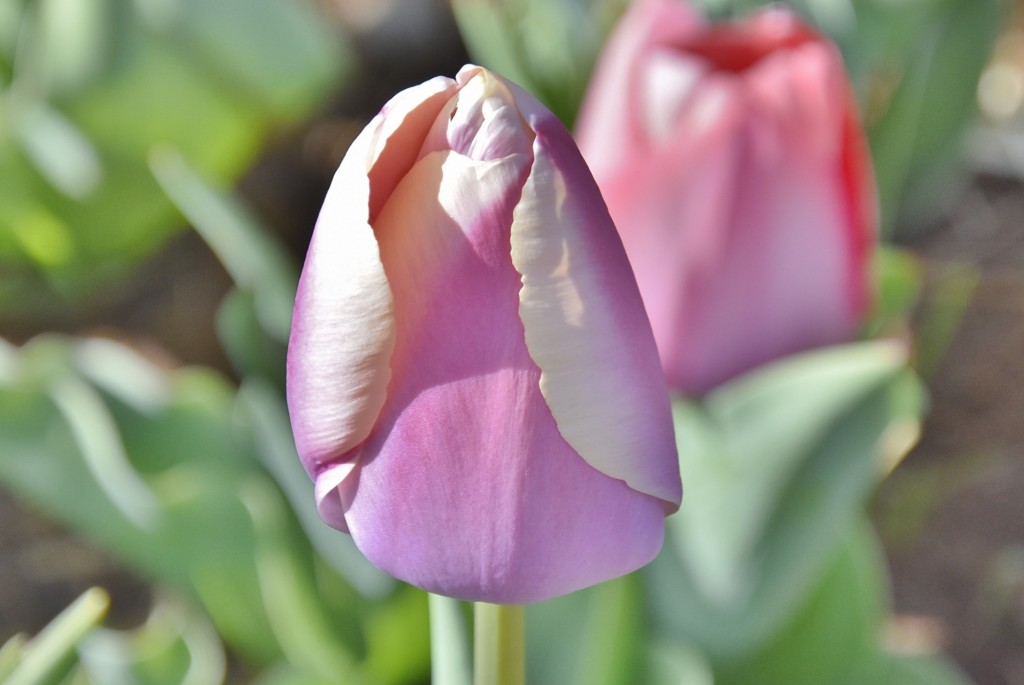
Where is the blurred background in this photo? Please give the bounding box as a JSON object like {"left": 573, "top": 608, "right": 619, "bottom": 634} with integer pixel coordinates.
{"left": 1, "top": 0, "right": 1023, "bottom": 683}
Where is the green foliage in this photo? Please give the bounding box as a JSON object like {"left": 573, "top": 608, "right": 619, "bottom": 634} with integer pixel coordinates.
{"left": 0, "top": 336, "right": 280, "bottom": 662}
{"left": 715, "top": 520, "right": 886, "bottom": 685}
{"left": 649, "top": 341, "right": 922, "bottom": 658}
{"left": 0, "top": 0, "right": 349, "bottom": 318}
{"left": 527, "top": 574, "right": 647, "bottom": 685}
{"left": 855, "top": 0, "right": 1002, "bottom": 237}
{"left": 866, "top": 246, "right": 923, "bottom": 339}
{"left": 0, "top": 589, "right": 236, "bottom": 685}
{"left": 1, "top": 589, "right": 108, "bottom": 685}
{"left": 450, "top": 0, "right": 629, "bottom": 127}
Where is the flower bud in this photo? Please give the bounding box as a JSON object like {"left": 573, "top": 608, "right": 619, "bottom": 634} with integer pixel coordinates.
{"left": 288, "top": 66, "right": 681, "bottom": 603}
{"left": 577, "top": 0, "right": 875, "bottom": 393}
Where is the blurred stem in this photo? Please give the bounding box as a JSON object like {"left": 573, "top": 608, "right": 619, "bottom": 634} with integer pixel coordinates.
{"left": 429, "top": 594, "right": 471, "bottom": 685}
{"left": 474, "top": 603, "right": 524, "bottom": 685}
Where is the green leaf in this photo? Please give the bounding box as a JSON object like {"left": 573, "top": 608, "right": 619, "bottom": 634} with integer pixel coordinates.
{"left": 451, "top": 0, "right": 628, "bottom": 126}
{"left": 875, "top": 653, "right": 972, "bottom": 685}
{"left": 0, "top": 0, "right": 346, "bottom": 316}
{"left": 645, "top": 641, "right": 714, "bottom": 685}
{"left": 0, "top": 636, "right": 27, "bottom": 682}
{"left": 913, "top": 262, "right": 978, "bottom": 379}
{"left": 239, "top": 478, "right": 364, "bottom": 684}
{"left": 11, "top": 102, "right": 102, "bottom": 199}
{"left": 362, "top": 588, "right": 431, "bottom": 685}
{"left": 864, "top": 246, "right": 923, "bottom": 339}
{"left": 216, "top": 289, "right": 288, "bottom": 384}
{"left": 527, "top": 574, "right": 647, "bottom": 685}
{"left": 171, "top": 0, "right": 348, "bottom": 118}
{"left": 716, "top": 520, "right": 888, "bottom": 685}
{"left": 3, "top": 588, "right": 109, "bottom": 685}
{"left": 650, "top": 341, "right": 922, "bottom": 657}
{"left": 0, "top": 336, "right": 281, "bottom": 664}
{"left": 76, "top": 595, "right": 227, "bottom": 685}
{"left": 865, "top": 0, "right": 1002, "bottom": 236}
{"left": 235, "top": 379, "right": 394, "bottom": 598}
{"left": 149, "top": 147, "right": 297, "bottom": 344}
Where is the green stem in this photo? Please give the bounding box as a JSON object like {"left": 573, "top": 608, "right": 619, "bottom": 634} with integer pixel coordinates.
{"left": 474, "top": 603, "right": 525, "bottom": 685}
{"left": 429, "top": 594, "right": 471, "bottom": 685}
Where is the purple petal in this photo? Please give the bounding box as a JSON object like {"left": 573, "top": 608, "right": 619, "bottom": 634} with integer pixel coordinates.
{"left": 332, "top": 145, "right": 668, "bottom": 603}
{"left": 287, "top": 77, "right": 457, "bottom": 529}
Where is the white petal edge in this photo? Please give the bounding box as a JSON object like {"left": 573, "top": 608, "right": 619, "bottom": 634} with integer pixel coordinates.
{"left": 287, "top": 77, "right": 457, "bottom": 478}
{"left": 509, "top": 93, "right": 681, "bottom": 510}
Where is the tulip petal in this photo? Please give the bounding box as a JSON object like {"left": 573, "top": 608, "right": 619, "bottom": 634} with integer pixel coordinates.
{"left": 508, "top": 89, "right": 681, "bottom": 510}
{"left": 575, "top": 0, "right": 702, "bottom": 179}
{"left": 332, "top": 148, "right": 668, "bottom": 603}
{"left": 658, "top": 48, "right": 860, "bottom": 391}
{"left": 287, "top": 77, "right": 457, "bottom": 530}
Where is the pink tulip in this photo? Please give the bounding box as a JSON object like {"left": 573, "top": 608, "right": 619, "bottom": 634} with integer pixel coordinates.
{"left": 576, "top": 0, "right": 875, "bottom": 394}
{"left": 287, "top": 65, "right": 681, "bottom": 604}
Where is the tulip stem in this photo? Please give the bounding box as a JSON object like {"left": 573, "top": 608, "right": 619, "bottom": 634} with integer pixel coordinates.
{"left": 473, "top": 602, "right": 525, "bottom": 685}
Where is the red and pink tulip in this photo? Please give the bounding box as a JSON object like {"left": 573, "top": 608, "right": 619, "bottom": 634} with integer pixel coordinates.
{"left": 576, "top": 0, "right": 876, "bottom": 394}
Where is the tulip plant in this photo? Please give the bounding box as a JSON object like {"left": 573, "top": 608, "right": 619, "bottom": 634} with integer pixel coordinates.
{"left": 287, "top": 64, "right": 681, "bottom": 682}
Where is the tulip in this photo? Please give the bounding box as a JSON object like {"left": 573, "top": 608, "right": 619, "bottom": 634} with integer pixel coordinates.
{"left": 576, "top": 0, "right": 875, "bottom": 394}
{"left": 287, "top": 65, "right": 681, "bottom": 604}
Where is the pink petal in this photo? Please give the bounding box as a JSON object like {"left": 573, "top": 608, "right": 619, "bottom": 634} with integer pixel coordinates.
{"left": 665, "top": 46, "right": 865, "bottom": 391}
{"left": 332, "top": 145, "right": 668, "bottom": 603}
{"left": 287, "top": 77, "right": 457, "bottom": 529}
{"left": 575, "top": 0, "right": 702, "bottom": 179}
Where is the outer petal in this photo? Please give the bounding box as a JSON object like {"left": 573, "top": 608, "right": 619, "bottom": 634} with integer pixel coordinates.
{"left": 664, "top": 43, "right": 862, "bottom": 392}
{"left": 599, "top": 71, "right": 746, "bottom": 391}
{"left": 509, "top": 84, "right": 682, "bottom": 510}
{"left": 578, "top": 2, "right": 875, "bottom": 394}
{"left": 334, "top": 147, "right": 668, "bottom": 603}
{"left": 575, "top": 0, "right": 701, "bottom": 179}
{"left": 287, "top": 76, "right": 457, "bottom": 529}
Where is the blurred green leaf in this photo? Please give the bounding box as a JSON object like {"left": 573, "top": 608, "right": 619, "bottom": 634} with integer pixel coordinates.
{"left": 149, "top": 147, "right": 297, "bottom": 344}
{"left": 716, "top": 520, "right": 887, "bottom": 685}
{"left": 362, "top": 588, "right": 430, "bottom": 685}
{"left": 173, "top": 0, "right": 343, "bottom": 118}
{"left": 251, "top": 664, "right": 336, "bottom": 685}
{"left": 236, "top": 379, "right": 394, "bottom": 598}
{"left": 913, "top": 262, "right": 978, "bottom": 379}
{"left": 0, "top": 637, "right": 27, "bottom": 682}
{"left": 216, "top": 290, "right": 288, "bottom": 385}
{"left": 865, "top": 246, "right": 923, "bottom": 339}
{"left": 49, "top": 375, "right": 162, "bottom": 529}
{"left": 240, "top": 478, "right": 364, "bottom": 684}
{"left": 650, "top": 341, "right": 922, "bottom": 658}
{"left": 876, "top": 653, "right": 972, "bottom": 685}
{"left": 527, "top": 574, "right": 646, "bottom": 685}
{"left": 0, "top": 0, "right": 347, "bottom": 317}
{"left": 451, "top": 0, "right": 628, "bottom": 126}
{"left": 645, "top": 641, "right": 714, "bottom": 685}
{"left": 862, "top": 0, "right": 1001, "bottom": 237}
{"left": 2, "top": 588, "right": 109, "bottom": 685}
{"left": 0, "top": 336, "right": 280, "bottom": 665}
{"left": 77, "top": 595, "right": 226, "bottom": 685}
{"left": 11, "top": 102, "right": 101, "bottom": 199}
